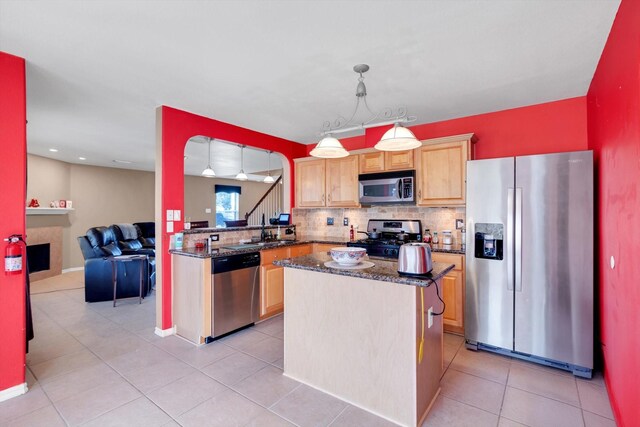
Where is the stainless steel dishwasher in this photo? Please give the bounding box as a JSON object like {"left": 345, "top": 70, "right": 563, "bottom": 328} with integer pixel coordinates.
{"left": 211, "top": 252, "right": 260, "bottom": 339}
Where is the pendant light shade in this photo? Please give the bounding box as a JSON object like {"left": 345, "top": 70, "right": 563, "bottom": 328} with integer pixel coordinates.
{"left": 310, "top": 136, "right": 349, "bottom": 159}
{"left": 235, "top": 145, "right": 248, "bottom": 181}
{"left": 201, "top": 137, "right": 216, "bottom": 177}
{"left": 263, "top": 151, "right": 275, "bottom": 183}
{"left": 374, "top": 123, "right": 421, "bottom": 152}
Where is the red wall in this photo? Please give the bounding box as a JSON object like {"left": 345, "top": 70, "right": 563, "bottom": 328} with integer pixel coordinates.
{"left": 587, "top": 0, "right": 640, "bottom": 425}
{"left": 307, "top": 97, "right": 589, "bottom": 159}
{"left": 0, "top": 52, "right": 27, "bottom": 393}
{"left": 158, "top": 106, "right": 306, "bottom": 329}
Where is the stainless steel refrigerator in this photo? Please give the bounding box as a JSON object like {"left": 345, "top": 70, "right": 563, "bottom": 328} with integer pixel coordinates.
{"left": 465, "top": 151, "right": 593, "bottom": 377}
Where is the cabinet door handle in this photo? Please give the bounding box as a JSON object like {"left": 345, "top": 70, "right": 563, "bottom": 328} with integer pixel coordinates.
{"left": 418, "top": 189, "right": 422, "bottom": 199}
{"left": 328, "top": 194, "right": 331, "bottom": 202}
{"left": 322, "top": 194, "right": 325, "bottom": 203}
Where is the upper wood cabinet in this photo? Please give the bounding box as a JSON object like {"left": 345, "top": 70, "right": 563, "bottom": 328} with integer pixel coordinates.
{"left": 295, "top": 159, "right": 326, "bottom": 207}
{"left": 326, "top": 156, "right": 359, "bottom": 207}
{"left": 385, "top": 150, "right": 414, "bottom": 171}
{"left": 295, "top": 156, "right": 360, "bottom": 208}
{"left": 416, "top": 135, "right": 475, "bottom": 206}
{"left": 359, "top": 150, "right": 414, "bottom": 174}
{"left": 359, "top": 152, "right": 385, "bottom": 173}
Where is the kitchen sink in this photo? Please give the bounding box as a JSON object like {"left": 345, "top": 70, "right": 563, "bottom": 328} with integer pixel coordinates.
{"left": 222, "top": 244, "right": 265, "bottom": 251}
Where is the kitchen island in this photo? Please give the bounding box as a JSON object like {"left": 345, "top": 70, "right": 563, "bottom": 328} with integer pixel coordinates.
{"left": 274, "top": 253, "right": 453, "bottom": 427}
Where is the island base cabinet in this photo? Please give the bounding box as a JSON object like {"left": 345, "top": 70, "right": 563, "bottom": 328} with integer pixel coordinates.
{"left": 283, "top": 268, "right": 442, "bottom": 426}
{"left": 171, "top": 254, "right": 211, "bottom": 345}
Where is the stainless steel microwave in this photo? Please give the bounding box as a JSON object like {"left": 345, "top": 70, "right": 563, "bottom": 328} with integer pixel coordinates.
{"left": 358, "top": 170, "right": 415, "bottom": 205}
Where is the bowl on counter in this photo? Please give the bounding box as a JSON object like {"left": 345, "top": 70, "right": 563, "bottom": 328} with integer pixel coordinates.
{"left": 330, "top": 247, "right": 367, "bottom": 265}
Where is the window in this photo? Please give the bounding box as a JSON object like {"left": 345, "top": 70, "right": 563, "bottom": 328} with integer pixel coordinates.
{"left": 215, "top": 185, "right": 241, "bottom": 227}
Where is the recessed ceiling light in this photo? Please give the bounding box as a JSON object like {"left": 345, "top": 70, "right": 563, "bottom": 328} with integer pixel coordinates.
{"left": 49, "top": 148, "right": 58, "bottom": 152}
{"left": 78, "top": 157, "right": 86, "bottom": 160}
{"left": 113, "top": 159, "right": 132, "bottom": 164}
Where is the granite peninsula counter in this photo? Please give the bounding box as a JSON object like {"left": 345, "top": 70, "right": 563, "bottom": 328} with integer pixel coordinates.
{"left": 277, "top": 252, "right": 453, "bottom": 427}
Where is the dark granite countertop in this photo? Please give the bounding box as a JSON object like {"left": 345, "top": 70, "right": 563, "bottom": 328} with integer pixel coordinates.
{"left": 170, "top": 238, "right": 466, "bottom": 259}
{"left": 273, "top": 252, "right": 454, "bottom": 287}
{"left": 170, "top": 239, "right": 348, "bottom": 259}
{"left": 431, "top": 243, "right": 466, "bottom": 255}
{"left": 182, "top": 225, "right": 294, "bottom": 235}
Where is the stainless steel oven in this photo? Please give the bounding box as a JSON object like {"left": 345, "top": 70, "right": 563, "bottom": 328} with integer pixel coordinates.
{"left": 358, "top": 170, "right": 415, "bottom": 205}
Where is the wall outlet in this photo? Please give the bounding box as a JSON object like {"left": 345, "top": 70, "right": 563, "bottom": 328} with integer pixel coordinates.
{"left": 343, "top": 217, "right": 349, "bottom": 226}
{"left": 327, "top": 217, "right": 334, "bottom": 225}
{"left": 427, "top": 307, "right": 434, "bottom": 328}
{"left": 205, "top": 208, "right": 212, "bottom": 214}
{"left": 456, "top": 219, "right": 465, "bottom": 229}
{"left": 210, "top": 234, "right": 219, "bottom": 242}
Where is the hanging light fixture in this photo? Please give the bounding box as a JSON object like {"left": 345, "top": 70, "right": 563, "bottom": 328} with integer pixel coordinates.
{"left": 374, "top": 123, "right": 422, "bottom": 151}
{"left": 263, "top": 151, "right": 275, "bottom": 183}
{"left": 310, "top": 64, "right": 419, "bottom": 158}
{"left": 201, "top": 137, "right": 216, "bottom": 177}
{"left": 235, "top": 145, "right": 248, "bottom": 181}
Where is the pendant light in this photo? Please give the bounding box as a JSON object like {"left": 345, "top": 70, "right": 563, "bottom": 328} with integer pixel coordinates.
{"left": 235, "top": 145, "right": 248, "bottom": 181}
{"left": 263, "top": 151, "right": 275, "bottom": 183}
{"left": 310, "top": 135, "right": 349, "bottom": 158}
{"left": 374, "top": 123, "right": 421, "bottom": 152}
{"left": 311, "top": 64, "right": 418, "bottom": 158}
{"left": 201, "top": 137, "right": 216, "bottom": 177}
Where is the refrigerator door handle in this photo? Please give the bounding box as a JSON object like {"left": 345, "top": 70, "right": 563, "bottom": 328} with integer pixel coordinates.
{"left": 515, "top": 187, "right": 523, "bottom": 292}
{"left": 507, "top": 188, "right": 514, "bottom": 291}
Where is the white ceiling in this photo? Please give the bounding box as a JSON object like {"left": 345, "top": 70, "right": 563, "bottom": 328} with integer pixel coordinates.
{"left": 0, "top": 0, "right": 620, "bottom": 175}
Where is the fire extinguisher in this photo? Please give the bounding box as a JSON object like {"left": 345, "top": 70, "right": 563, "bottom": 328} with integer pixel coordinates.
{"left": 4, "top": 234, "right": 24, "bottom": 275}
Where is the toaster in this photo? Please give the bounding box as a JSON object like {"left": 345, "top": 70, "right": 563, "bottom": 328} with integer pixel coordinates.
{"left": 397, "top": 243, "right": 433, "bottom": 276}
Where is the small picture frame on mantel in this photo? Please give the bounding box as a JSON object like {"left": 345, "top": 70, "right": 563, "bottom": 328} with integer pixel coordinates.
{"left": 66, "top": 200, "right": 73, "bottom": 208}
{"left": 59, "top": 200, "right": 66, "bottom": 208}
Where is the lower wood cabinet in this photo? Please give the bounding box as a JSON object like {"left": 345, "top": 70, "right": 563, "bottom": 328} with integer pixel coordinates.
{"left": 259, "top": 247, "right": 289, "bottom": 319}
{"left": 259, "top": 244, "right": 314, "bottom": 320}
{"left": 312, "top": 243, "right": 337, "bottom": 253}
{"left": 431, "top": 253, "right": 465, "bottom": 335}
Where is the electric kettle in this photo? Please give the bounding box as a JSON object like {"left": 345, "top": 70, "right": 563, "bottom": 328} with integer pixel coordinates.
{"left": 397, "top": 243, "right": 433, "bottom": 276}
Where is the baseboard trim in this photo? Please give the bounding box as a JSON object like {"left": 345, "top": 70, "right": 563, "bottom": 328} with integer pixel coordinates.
{"left": 0, "top": 382, "right": 28, "bottom": 403}
{"left": 62, "top": 267, "right": 84, "bottom": 273}
{"left": 154, "top": 326, "right": 176, "bottom": 337}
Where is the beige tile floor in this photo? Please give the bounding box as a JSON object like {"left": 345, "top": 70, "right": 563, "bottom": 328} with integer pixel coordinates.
{"left": 0, "top": 286, "right": 616, "bottom": 427}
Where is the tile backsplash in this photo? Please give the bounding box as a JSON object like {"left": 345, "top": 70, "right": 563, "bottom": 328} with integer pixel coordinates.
{"left": 293, "top": 206, "right": 465, "bottom": 243}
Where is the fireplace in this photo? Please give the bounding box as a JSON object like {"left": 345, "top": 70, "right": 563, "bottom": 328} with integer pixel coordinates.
{"left": 25, "top": 227, "right": 62, "bottom": 281}
{"left": 27, "top": 243, "right": 51, "bottom": 273}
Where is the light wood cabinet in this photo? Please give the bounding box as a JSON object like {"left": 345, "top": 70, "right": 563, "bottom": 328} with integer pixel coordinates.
{"left": 259, "top": 247, "right": 289, "bottom": 319}
{"left": 312, "top": 243, "right": 336, "bottom": 254}
{"left": 384, "top": 150, "right": 414, "bottom": 171}
{"left": 416, "top": 136, "right": 474, "bottom": 206}
{"left": 295, "top": 156, "right": 359, "bottom": 208}
{"left": 295, "top": 159, "right": 326, "bottom": 207}
{"left": 431, "top": 253, "right": 465, "bottom": 334}
{"left": 326, "top": 156, "right": 359, "bottom": 207}
{"left": 359, "top": 152, "right": 385, "bottom": 173}
{"left": 289, "top": 244, "right": 313, "bottom": 258}
{"left": 358, "top": 150, "right": 414, "bottom": 173}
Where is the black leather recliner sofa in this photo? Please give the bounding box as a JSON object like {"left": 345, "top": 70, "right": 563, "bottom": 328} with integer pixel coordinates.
{"left": 78, "top": 226, "right": 155, "bottom": 303}
{"left": 133, "top": 222, "right": 155, "bottom": 248}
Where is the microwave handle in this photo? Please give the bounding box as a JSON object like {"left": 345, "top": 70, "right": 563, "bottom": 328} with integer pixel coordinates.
{"left": 398, "top": 179, "right": 403, "bottom": 199}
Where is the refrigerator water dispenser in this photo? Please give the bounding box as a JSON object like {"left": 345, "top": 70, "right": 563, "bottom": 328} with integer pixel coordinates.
{"left": 474, "top": 223, "right": 503, "bottom": 260}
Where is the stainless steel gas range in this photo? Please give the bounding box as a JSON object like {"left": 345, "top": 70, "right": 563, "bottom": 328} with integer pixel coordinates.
{"left": 347, "top": 219, "right": 422, "bottom": 258}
